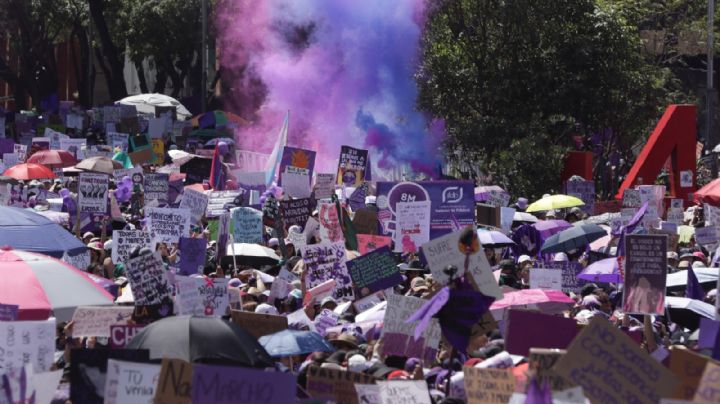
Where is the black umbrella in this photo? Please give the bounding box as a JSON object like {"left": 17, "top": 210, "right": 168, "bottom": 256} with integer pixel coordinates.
{"left": 540, "top": 223, "right": 607, "bottom": 254}
{"left": 126, "top": 315, "right": 273, "bottom": 367}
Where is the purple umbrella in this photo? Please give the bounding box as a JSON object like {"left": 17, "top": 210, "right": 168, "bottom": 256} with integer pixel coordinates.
{"left": 474, "top": 185, "right": 506, "bottom": 202}
{"left": 532, "top": 219, "right": 572, "bottom": 238}
{"left": 577, "top": 257, "right": 620, "bottom": 283}
{"left": 477, "top": 229, "right": 516, "bottom": 248}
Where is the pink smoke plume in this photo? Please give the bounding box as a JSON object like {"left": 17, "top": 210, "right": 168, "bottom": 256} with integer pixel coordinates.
{"left": 216, "top": 0, "right": 444, "bottom": 176}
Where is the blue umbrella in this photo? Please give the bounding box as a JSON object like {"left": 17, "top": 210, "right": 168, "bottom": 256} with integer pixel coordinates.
{"left": 0, "top": 206, "right": 86, "bottom": 258}
{"left": 540, "top": 223, "right": 607, "bottom": 254}
{"left": 258, "top": 329, "right": 335, "bottom": 357}
{"left": 204, "top": 137, "right": 236, "bottom": 147}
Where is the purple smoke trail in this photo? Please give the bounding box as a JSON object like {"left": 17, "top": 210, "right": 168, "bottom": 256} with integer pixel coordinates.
{"left": 216, "top": 0, "right": 444, "bottom": 176}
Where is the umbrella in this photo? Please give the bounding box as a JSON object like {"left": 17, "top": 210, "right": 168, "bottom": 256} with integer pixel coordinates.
{"left": 474, "top": 185, "right": 506, "bottom": 202}
{"left": 26, "top": 150, "right": 77, "bottom": 168}
{"left": 205, "top": 137, "right": 236, "bottom": 147}
{"left": 87, "top": 273, "right": 119, "bottom": 299}
{"left": 222, "top": 243, "right": 281, "bottom": 268}
{"left": 189, "top": 128, "right": 232, "bottom": 139}
{"left": 526, "top": 194, "right": 584, "bottom": 213}
{"left": 112, "top": 151, "right": 134, "bottom": 169}
{"left": 192, "top": 110, "right": 250, "bottom": 129}
{"left": 532, "top": 219, "right": 572, "bottom": 238}
{"left": 577, "top": 257, "right": 621, "bottom": 283}
{"left": 126, "top": 315, "right": 274, "bottom": 367}
{"left": 581, "top": 212, "right": 621, "bottom": 225}
{"left": 75, "top": 156, "right": 123, "bottom": 175}
{"left": 540, "top": 223, "right": 608, "bottom": 253}
{"left": 0, "top": 206, "right": 86, "bottom": 257}
{"left": 513, "top": 212, "right": 539, "bottom": 223}
{"left": 477, "top": 229, "right": 516, "bottom": 248}
{"left": 667, "top": 268, "right": 719, "bottom": 289}
{"left": 258, "top": 329, "right": 335, "bottom": 357}
{"left": 28, "top": 209, "right": 69, "bottom": 226}
{"left": 0, "top": 248, "right": 114, "bottom": 321}
{"left": 694, "top": 177, "right": 720, "bottom": 206}
{"left": 665, "top": 296, "right": 716, "bottom": 330}
{"left": 3, "top": 163, "right": 57, "bottom": 180}
{"left": 588, "top": 224, "right": 612, "bottom": 251}
{"left": 168, "top": 149, "right": 196, "bottom": 166}
{"left": 489, "top": 289, "right": 574, "bottom": 320}
{"left": 116, "top": 93, "right": 192, "bottom": 120}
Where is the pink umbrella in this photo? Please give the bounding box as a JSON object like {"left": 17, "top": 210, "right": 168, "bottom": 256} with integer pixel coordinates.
{"left": 532, "top": 220, "right": 572, "bottom": 238}
{"left": 490, "top": 289, "right": 575, "bottom": 319}
{"left": 589, "top": 224, "right": 612, "bottom": 251}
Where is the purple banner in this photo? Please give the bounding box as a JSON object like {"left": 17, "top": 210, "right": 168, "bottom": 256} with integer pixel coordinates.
{"left": 376, "top": 181, "right": 475, "bottom": 240}
{"left": 178, "top": 237, "right": 207, "bottom": 276}
{"left": 278, "top": 146, "right": 316, "bottom": 186}
{"left": 192, "top": 363, "right": 296, "bottom": 404}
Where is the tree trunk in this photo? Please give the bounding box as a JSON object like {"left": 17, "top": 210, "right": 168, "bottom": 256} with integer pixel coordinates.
{"left": 87, "top": 0, "right": 127, "bottom": 101}
{"left": 136, "top": 62, "right": 149, "bottom": 94}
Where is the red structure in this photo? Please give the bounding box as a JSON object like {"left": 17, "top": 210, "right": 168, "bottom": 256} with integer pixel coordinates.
{"left": 561, "top": 151, "right": 593, "bottom": 182}
{"left": 615, "top": 104, "right": 697, "bottom": 204}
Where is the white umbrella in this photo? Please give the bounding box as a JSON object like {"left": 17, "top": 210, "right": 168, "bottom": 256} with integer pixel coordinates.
{"left": 168, "top": 149, "right": 196, "bottom": 166}
{"left": 117, "top": 93, "right": 192, "bottom": 120}
{"left": 666, "top": 268, "right": 719, "bottom": 288}
{"left": 513, "top": 212, "right": 539, "bottom": 223}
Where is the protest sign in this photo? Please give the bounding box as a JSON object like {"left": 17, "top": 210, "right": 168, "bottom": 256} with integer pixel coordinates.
{"left": 145, "top": 207, "right": 191, "bottom": 244}
{"left": 377, "top": 380, "right": 431, "bottom": 404}
{"left": 486, "top": 190, "right": 511, "bottom": 208}
{"left": 529, "top": 268, "right": 563, "bottom": 291}
{"left": 70, "top": 349, "right": 150, "bottom": 404}
{"left": 527, "top": 348, "right": 575, "bottom": 392}
{"left": 314, "top": 308, "right": 340, "bottom": 336}
{"left": 179, "top": 188, "right": 208, "bottom": 223}
{"left": 78, "top": 172, "right": 109, "bottom": 214}
{"left": 314, "top": 173, "right": 336, "bottom": 199}
{"left": 154, "top": 358, "right": 193, "bottom": 404}
{"left": 421, "top": 227, "right": 503, "bottom": 298}
{"left": 279, "top": 146, "right": 316, "bottom": 180}
{"left": 356, "top": 234, "right": 392, "bottom": 254}
{"left": 347, "top": 246, "right": 402, "bottom": 297}
{"left": 2, "top": 152, "right": 18, "bottom": 167}
{"left": 230, "top": 310, "right": 288, "bottom": 338}
{"left": 175, "top": 276, "right": 203, "bottom": 316}
{"left": 307, "top": 366, "right": 376, "bottom": 404}
{"left": 113, "top": 166, "right": 143, "bottom": 183}
{"left": 62, "top": 250, "right": 91, "bottom": 270}
{"left": 59, "top": 138, "right": 87, "bottom": 159}
{"left": 177, "top": 237, "right": 207, "bottom": 276}
{"left": 376, "top": 181, "right": 475, "bottom": 240}
{"left": 499, "top": 206, "right": 515, "bottom": 233}
{"left": 112, "top": 230, "right": 151, "bottom": 264}
{"left": 694, "top": 361, "right": 720, "bottom": 403}
{"left": 107, "top": 132, "right": 129, "bottom": 151}
{"left": 505, "top": 310, "right": 578, "bottom": 356}
{"left": 336, "top": 146, "right": 368, "bottom": 187}
{"left": 198, "top": 278, "right": 229, "bottom": 317}
{"left": 303, "top": 279, "right": 336, "bottom": 306}
{"left": 318, "top": 202, "right": 344, "bottom": 243}
{"left": 71, "top": 306, "right": 134, "bottom": 338}
{"left": 382, "top": 294, "right": 441, "bottom": 363}
{"left": 279, "top": 197, "right": 313, "bottom": 230}
{"left": 192, "top": 363, "right": 295, "bottom": 404}
{"left": 566, "top": 180, "right": 595, "bottom": 214}
{"left": 143, "top": 173, "right": 169, "bottom": 205}
{"left": 231, "top": 207, "right": 263, "bottom": 243}
{"left": 206, "top": 190, "right": 245, "bottom": 217}
{"left": 104, "top": 359, "right": 160, "bottom": 404}
{"left": 301, "top": 242, "right": 354, "bottom": 301}
{"left": 394, "top": 200, "right": 431, "bottom": 253}
{"left": 353, "top": 292, "right": 383, "bottom": 313}
{"left": 0, "top": 319, "right": 55, "bottom": 373}
{"left": 0, "top": 364, "right": 35, "bottom": 404}
{"left": 0, "top": 303, "right": 18, "bottom": 321}
{"left": 235, "top": 150, "right": 269, "bottom": 172}
{"left": 281, "top": 172, "right": 312, "bottom": 198}
{"left": 669, "top": 347, "right": 718, "bottom": 399}
{"left": 623, "top": 188, "right": 642, "bottom": 207}
{"left": 125, "top": 252, "right": 172, "bottom": 305}
{"left": 554, "top": 317, "right": 678, "bottom": 404}
{"left": 623, "top": 234, "right": 667, "bottom": 315}
{"left": 695, "top": 226, "right": 718, "bottom": 247}
{"left": 110, "top": 325, "right": 144, "bottom": 349}
{"left": 13, "top": 144, "right": 27, "bottom": 162}
{"left": 355, "top": 383, "right": 380, "bottom": 404}
{"left": 463, "top": 367, "right": 516, "bottom": 404}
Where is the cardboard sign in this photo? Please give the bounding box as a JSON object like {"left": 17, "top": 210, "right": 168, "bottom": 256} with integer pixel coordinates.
{"left": 112, "top": 230, "right": 152, "bottom": 264}
{"left": 356, "top": 234, "right": 392, "bottom": 254}
{"left": 347, "top": 246, "right": 402, "bottom": 297}
{"left": 527, "top": 348, "right": 575, "bottom": 392}
{"left": 314, "top": 173, "right": 336, "bottom": 199}
{"left": 529, "top": 268, "right": 563, "bottom": 291}
{"left": 145, "top": 207, "right": 191, "bottom": 244}
{"left": 301, "top": 242, "right": 353, "bottom": 301}
{"left": 306, "top": 366, "right": 375, "bottom": 404}
{"left": 669, "top": 347, "right": 718, "bottom": 399}
{"left": 110, "top": 325, "right": 144, "bottom": 349}
{"left": 154, "top": 358, "right": 192, "bottom": 404}
{"left": 421, "top": 227, "right": 503, "bottom": 299}
{"left": 318, "top": 202, "right": 345, "bottom": 243}
{"left": 104, "top": 359, "right": 160, "bottom": 404}
{"left": 179, "top": 188, "right": 208, "bottom": 223}
{"left": 623, "top": 234, "right": 667, "bottom": 315}
{"left": 231, "top": 207, "right": 263, "bottom": 244}
{"left": 355, "top": 383, "right": 380, "bottom": 404}
{"left": 281, "top": 172, "right": 312, "bottom": 198}
{"left": 394, "top": 200, "right": 431, "bottom": 253}
{"left": 230, "top": 310, "right": 288, "bottom": 339}
{"left": 554, "top": 317, "right": 678, "bottom": 404}
{"left": 377, "top": 380, "right": 431, "bottom": 404}
{"left": 353, "top": 208, "right": 379, "bottom": 235}
{"left": 381, "top": 294, "right": 441, "bottom": 363}
{"left": 70, "top": 306, "right": 134, "bottom": 338}
{"left": 280, "top": 197, "right": 314, "bottom": 229}
{"left": 505, "top": 310, "right": 578, "bottom": 357}
{"left": 694, "top": 361, "right": 720, "bottom": 403}
{"left": 314, "top": 308, "right": 340, "bottom": 336}
{"left": 279, "top": 146, "right": 316, "bottom": 181}
{"left": 0, "top": 319, "right": 55, "bottom": 373}
{"left": 192, "top": 363, "right": 295, "bottom": 404}
{"left": 463, "top": 367, "right": 516, "bottom": 404}
{"left": 78, "top": 172, "right": 109, "bottom": 214}
{"left": 70, "top": 349, "right": 150, "bottom": 404}
{"left": 143, "top": 173, "right": 169, "bottom": 205}
{"left": 336, "top": 146, "right": 368, "bottom": 187}
{"left": 177, "top": 237, "right": 207, "bottom": 276}
{"left": 125, "top": 252, "right": 172, "bottom": 305}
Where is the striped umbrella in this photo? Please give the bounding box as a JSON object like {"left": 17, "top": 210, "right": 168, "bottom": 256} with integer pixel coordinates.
{"left": 0, "top": 248, "right": 114, "bottom": 321}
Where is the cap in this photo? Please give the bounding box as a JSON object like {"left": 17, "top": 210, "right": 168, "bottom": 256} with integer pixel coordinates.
{"left": 516, "top": 198, "right": 528, "bottom": 210}
{"left": 87, "top": 241, "right": 103, "bottom": 251}
{"left": 82, "top": 232, "right": 95, "bottom": 239}
{"left": 347, "top": 354, "right": 369, "bottom": 373}
{"left": 255, "top": 303, "right": 279, "bottom": 315}
{"left": 693, "top": 251, "right": 706, "bottom": 262}
{"left": 517, "top": 255, "right": 532, "bottom": 264}
{"left": 553, "top": 252, "right": 568, "bottom": 262}
{"left": 410, "top": 277, "right": 429, "bottom": 292}
{"left": 103, "top": 240, "right": 113, "bottom": 250}
{"left": 329, "top": 333, "right": 359, "bottom": 349}
{"left": 320, "top": 296, "right": 337, "bottom": 307}
{"left": 666, "top": 251, "right": 679, "bottom": 261}
{"left": 268, "top": 238, "right": 279, "bottom": 248}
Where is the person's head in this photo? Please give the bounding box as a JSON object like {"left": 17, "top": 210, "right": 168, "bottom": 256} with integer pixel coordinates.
{"left": 499, "top": 259, "right": 516, "bottom": 275}
{"left": 666, "top": 251, "right": 679, "bottom": 268}
{"left": 82, "top": 231, "right": 95, "bottom": 244}
{"left": 320, "top": 296, "right": 338, "bottom": 311}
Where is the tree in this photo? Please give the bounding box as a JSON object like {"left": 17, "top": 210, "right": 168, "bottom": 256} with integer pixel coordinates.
{"left": 88, "top": 0, "right": 129, "bottom": 102}
{"left": 417, "top": 0, "right": 683, "bottom": 200}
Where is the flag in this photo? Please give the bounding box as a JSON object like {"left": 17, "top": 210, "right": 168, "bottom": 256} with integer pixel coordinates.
{"left": 686, "top": 268, "right": 705, "bottom": 300}
{"left": 264, "top": 111, "right": 289, "bottom": 186}
{"left": 209, "top": 143, "right": 225, "bottom": 190}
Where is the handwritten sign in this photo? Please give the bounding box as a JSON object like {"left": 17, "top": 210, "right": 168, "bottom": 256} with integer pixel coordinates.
{"left": 377, "top": 380, "right": 431, "bottom": 404}
{"left": 529, "top": 268, "right": 563, "bottom": 290}
{"left": 669, "top": 347, "right": 717, "bottom": 399}
{"left": 231, "top": 207, "right": 263, "bottom": 244}
{"left": 301, "top": 242, "right": 353, "bottom": 301}
{"left": 318, "top": 202, "right": 344, "bottom": 243}
{"left": 695, "top": 226, "right": 719, "bottom": 247}
{"left": 143, "top": 173, "right": 169, "bottom": 205}
{"left": 78, "top": 172, "right": 109, "bottom": 214}
{"left": 336, "top": 146, "right": 368, "bottom": 187}
{"left": 307, "top": 366, "right": 375, "bottom": 404}
{"left": 179, "top": 188, "right": 208, "bottom": 223}
{"left": 154, "top": 358, "right": 192, "bottom": 404}
{"left": 104, "top": 359, "right": 160, "bottom": 404}
{"left": 355, "top": 383, "right": 380, "bottom": 404}
{"left": 177, "top": 237, "right": 207, "bottom": 276}
{"left": 71, "top": 306, "right": 134, "bottom": 338}
{"left": 280, "top": 197, "right": 314, "bottom": 229}
{"left": 110, "top": 325, "right": 144, "bottom": 349}
{"left": 694, "top": 361, "right": 720, "bottom": 403}
{"left": 314, "top": 309, "right": 340, "bottom": 336}
{"left": 566, "top": 180, "right": 595, "bottom": 214}
{"left": 112, "top": 230, "right": 152, "bottom": 264}
{"left": 382, "top": 294, "right": 441, "bottom": 363}
{"left": 281, "top": 172, "right": 312, "bottom": 198}
{"left": 527, "top": 348, "right": 575, "bottom": 392}
{"left": 192, "top": 363, "right": 296, "bottom": 404}
{"left": 554, "top": 317, "right": 678, "bottom": 404}
{"left": 394, "top": 200, "right": 431, "bottom": 253}
{"left": 463, "top": 367, "right": 516, "bottom": 404}
{"left": 622, "top": 189, "right": 641, "bottom": 208}
{"left": 125, "top": 252, "right": 172, "bottom": 305}
{"left": 347, "top": 246, "right": 402, "bottom": 297}
{"left": 623, "top": 234, "right": 667, "bottom": 315}
{"left": 0, "top": 319, "right": 55, "bottom": 373}
{"left": 145, "top": 207, "right": 191, "bottom": 244}
{"left": 314, "top": 173, "right": 336, "bottom": 199}
{"left": 230, "top": 310, "right": 288, "bottom": 339}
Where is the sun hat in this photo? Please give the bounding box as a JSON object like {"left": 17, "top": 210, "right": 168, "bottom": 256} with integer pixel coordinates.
{"left": 255, "top": 303, "right": 279, "bottom": 315}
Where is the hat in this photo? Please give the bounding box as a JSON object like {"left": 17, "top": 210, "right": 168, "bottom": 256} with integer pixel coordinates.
{"left": 693, "top": 251, "right": 706, "bottom": 262}
{"left": 692, "top": 261, "right": 704, "bottom": 269}
{"left": 679, "top": 252, "right": 695, "bottom": 261}
{"left": 517, "top": 255, "right": 532, "bottom": 265}
{"left": 87, "top": 241, "right": 103, "bottom": 251}
{"left": 367, "top": 363, "right": 398, "bottom": 379}
{"left": 329, "top": 333, "right": 359, "bottom": 349}
{"left": 228, "top": 278, "right": 242, "bottom": 288}
{"left": 516, "top": 198, "right": 528, "bottom": 210}
{"left": 666, "top": 251, "right": 679, "bottom": 261}
{"left": 103, "top": 240, "right": 113, "bottom": 251}
{"left": 678, "top": 260, "right": 690, "bottom": 269}
{"left": 570, "top": 207, "right": 582, "bottom": 214}
{"left": 387, "top": 370, "right": 410, "bottom": 380}
{"left": 268, "top": 238, "right": 279, "bottom": 248}
{"left": 82, "top": 232, "right": 95, "bottom": 239}
{"left": 347, "top": 354, "right": 369, "bottom": 373}
{"left": 255, "top": 303, "right": 279, "bottom": 315}
{"left": 553, "top": 252, "right": 568, "bottom": 262}
{"left": 320, "top": 296, "right": 337, "bottom": 307}
{"left": 410, "top": 277, "right": 429, "bottom": 292}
